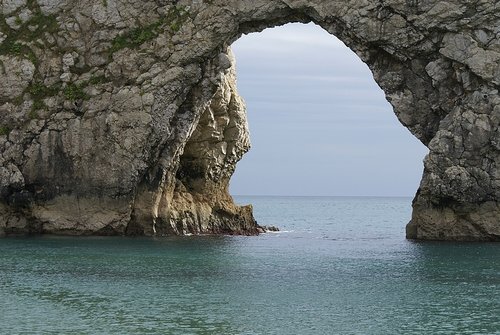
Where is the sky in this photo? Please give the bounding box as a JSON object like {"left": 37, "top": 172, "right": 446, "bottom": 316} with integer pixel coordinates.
{"left": 228, "top": 23, "right": 428, "bottom": 197}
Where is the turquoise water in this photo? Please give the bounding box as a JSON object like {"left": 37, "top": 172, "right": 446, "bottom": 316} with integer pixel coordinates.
{"left": 1, "top": 196, "right": 499, "bottom": 334}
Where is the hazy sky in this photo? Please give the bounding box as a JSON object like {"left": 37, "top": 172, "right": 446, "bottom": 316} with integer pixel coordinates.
{"left": 229, "top": 23, "right": 428, "bottom": 197}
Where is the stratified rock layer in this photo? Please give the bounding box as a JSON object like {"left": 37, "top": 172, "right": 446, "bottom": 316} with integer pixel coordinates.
{"left": 0, "top": 0, "right": 499, "bottom": 240}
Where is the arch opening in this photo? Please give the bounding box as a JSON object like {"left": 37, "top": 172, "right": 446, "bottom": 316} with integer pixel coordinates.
{"left": 172, "top": 21, "right": 430, "bottom": 236}
{"left": 229, "top": 22, "right": 428, "bottom": 198}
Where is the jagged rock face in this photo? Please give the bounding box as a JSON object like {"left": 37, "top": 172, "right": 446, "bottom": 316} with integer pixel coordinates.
{"left": 0, "top": 0, "right": 498, "bottom": 240}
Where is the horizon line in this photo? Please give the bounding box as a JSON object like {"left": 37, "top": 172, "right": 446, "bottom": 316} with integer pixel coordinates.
{"left": 231, "top": 194, "right": 415, "bottom": 198}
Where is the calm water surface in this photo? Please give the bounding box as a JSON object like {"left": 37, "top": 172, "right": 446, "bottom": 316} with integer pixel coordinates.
{"left": 1, "top": 196, "right": 499, "bottom": 334}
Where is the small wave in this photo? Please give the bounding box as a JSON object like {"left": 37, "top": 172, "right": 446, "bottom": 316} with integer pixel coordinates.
{"left": 316, "top": 236, "right": 389, "bottom": 241}
{"left": 264, "top": 230, "right": 293, "bottom": 234}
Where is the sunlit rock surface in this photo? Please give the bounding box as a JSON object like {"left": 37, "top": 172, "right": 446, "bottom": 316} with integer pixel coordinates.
{"left": 0, "top": 0, "right": 499, "bottom": 240}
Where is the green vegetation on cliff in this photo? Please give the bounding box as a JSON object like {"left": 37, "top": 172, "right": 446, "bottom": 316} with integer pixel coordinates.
{"left": 0, "top": 11, "right": 58, "bottom": 63}
{"left": 109, "top": 5, "right": 189, "bottom": 54}
{"left": 0, "top": 125, "right": 11, "bottom": 136}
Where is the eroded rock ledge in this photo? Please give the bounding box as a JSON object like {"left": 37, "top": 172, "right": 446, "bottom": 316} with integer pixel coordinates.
{"left": 0, "top": 0, "right": 499, "bottom": 240}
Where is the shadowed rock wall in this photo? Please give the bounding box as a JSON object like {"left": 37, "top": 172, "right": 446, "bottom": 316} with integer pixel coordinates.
{"left": 0, "top": 0, "right": 498, "bottom": 240}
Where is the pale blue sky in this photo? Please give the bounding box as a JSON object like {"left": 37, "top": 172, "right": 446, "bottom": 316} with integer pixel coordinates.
{"left": 229, "top": 23, "right": 428, "bottom": 197}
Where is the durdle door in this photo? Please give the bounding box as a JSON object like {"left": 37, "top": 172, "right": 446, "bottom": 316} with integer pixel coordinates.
{"left": 0, "top": 0, "right": 499, "bottom": 240}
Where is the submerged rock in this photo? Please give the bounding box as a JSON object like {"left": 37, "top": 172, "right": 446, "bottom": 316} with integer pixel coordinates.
{"left": 257, "top": 226, "right": 280, "bottom": 233}
{"left": 0, "top": 1, "right": 499, "bottom": 240}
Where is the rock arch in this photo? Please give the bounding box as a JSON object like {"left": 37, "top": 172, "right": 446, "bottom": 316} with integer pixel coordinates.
{"left": 0, "top": 1, "right": 498, "bottom": 240}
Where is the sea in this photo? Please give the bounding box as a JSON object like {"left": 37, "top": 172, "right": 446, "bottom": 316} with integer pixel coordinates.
{"left": 0, "top": 196, "right": 499, "bottom": 334}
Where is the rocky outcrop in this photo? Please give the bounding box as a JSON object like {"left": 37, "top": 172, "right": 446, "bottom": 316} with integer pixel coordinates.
{"left": 0, "top": 0, "right": 499, "bottom": 240}
{"left": 141, "top": 51, "right": 258, "bottom": 236}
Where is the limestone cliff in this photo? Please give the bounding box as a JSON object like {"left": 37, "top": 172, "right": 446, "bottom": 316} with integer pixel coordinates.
{"left": 0, "top": 0, "right": 499, "bottom": 240}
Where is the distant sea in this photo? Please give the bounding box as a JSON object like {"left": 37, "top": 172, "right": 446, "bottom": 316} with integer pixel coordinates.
{"left": 1, "top": 196, "right": 499, "bottom": 334}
